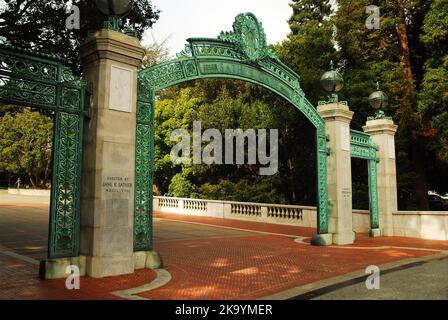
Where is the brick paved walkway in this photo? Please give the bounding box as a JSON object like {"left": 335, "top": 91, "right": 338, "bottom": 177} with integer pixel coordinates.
{"left": 0, "top": 250, "right": 157, "bottom": 300}
{"left": 134, "top": 213, "right": 446, "bottom": 300}
{"left": 0, "top": 204, "right": 447, "bottom": 300}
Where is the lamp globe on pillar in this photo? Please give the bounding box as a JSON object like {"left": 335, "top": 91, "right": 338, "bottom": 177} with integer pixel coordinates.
{"left": 320, "top": 60, "right": 344, "bottom": 104}
{"left": 95, "top": 0, "right": 133, "bottom": 31}
{"left": 368, "top": 82, "right": 389, "bottom": 120}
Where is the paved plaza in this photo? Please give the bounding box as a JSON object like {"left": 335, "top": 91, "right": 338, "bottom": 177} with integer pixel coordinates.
{"left": 0, "top": 194, "right": 447, "bottom": 300}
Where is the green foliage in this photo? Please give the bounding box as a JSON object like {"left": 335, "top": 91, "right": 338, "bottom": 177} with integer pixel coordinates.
{"left": 417, "top": 0, "right": 448, "bottom": 193}
{"left": 278, "top": 0, "right": 336, "bottom": 106}
{"left": 0, "top": 109, "right": 53, "bottom": 188}
{"left": 199, "top": 176, "right": 287, "bottom": 204}
{"left": 168, "top": 167, "right": 198, "bottom": 198}
{"left": 0, "top": 0, "right": 159, "bottom": 74}
{"left": 153, "top": 1, "right": 337, "bottom": 206}
{"left": 154, "top": 87, "right": 202, "bottom": 194}
{"left": 153, "top": 0, "right": 448, "bottom": 210}
{"left": 332, "top": 0, "right": 448, "bottom": 208}
{"left": 289, "top": 0, "right": 332, "bottom": 35}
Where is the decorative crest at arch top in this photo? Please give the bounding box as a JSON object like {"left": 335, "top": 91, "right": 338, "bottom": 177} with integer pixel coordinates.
{"left": 218, "top": 12, "right": 279, "bottom": 63}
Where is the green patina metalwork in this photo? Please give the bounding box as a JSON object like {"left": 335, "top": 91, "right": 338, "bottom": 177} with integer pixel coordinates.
{"left": 103, "top": 16, "right": 138, "bottom": 37}
{"left": 0, "top": 43, "right": 90, "bottom": 258}
{"left": 350, "top": 129, "right": 379, "bottom": 230}
{"left": 134, "top": 13, "right": 330, "bottom": 251}
{"left": 367, "top": 110, "right": 392, "bottom": 121}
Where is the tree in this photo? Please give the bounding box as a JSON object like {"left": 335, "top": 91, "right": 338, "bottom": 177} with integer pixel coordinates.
{"left": 142, "top": 39, "right": 171, "bottom": 68}
{"left": 152, "top": 1, "right": 338, "bottom": 206}
{"left": 0, "top": 109, "right": 53, "bottom": 188}
{"left": 280, "top": 0, "right": 337, "bottom": 106}
{"left": 333, "top": 0, "right": 436, "bottom": 209}
{"left": 255, "top": 0, "right": 337, "bottom": 205}
{"left": 153, "top": 87, "right": 202, "bottom": 194}
{"left": 289, "top": 0, "right": 332, "bottom": 36}
{"left": 0, "top": 0, "right": 159, "bottom": 74}
{"left": 418, "top": 0, "right": 448, "bottom": 193}
{"left": 168, "top": 167, "right": 198, "bottom": 198}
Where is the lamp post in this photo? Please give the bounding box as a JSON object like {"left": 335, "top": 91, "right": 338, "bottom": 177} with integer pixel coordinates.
{"left": 95, "top": 0, "right": 133, "bottom": 32}
{"left": 319, "top": 61, "right": 346, "bottom": 105}
{"left": 368, "top": 82, "right": 391, "bottom": 120}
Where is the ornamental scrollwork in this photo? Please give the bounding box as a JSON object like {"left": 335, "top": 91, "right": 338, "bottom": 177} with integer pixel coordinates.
{"left": 218, "top": 13, "right": 279, "bottom": 63}
{"left": 134, "top": 122, "right": 154, "bottom": 251}
{"left": 50, "top": 112, "right": 82, "bottom": 257}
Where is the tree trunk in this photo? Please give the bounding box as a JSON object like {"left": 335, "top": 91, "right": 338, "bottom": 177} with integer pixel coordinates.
{"left": 28, "top": 173, "right": 37, "bottom": 189}
{"left": 397, "top": 0, "right": 413, "bottom": 79}
{"left": 412, "top": 139, "right": 430, "bottom": 210}
{"left": 396, "top": 0, "right": 429, "bottom": 210}
{"left": 44, "top": 160, "right": 51, "bottom": 188}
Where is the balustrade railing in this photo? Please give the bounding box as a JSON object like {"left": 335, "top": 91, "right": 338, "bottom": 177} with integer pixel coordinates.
{"left": 154, "top": 196, "right": 315, "bottom": 227}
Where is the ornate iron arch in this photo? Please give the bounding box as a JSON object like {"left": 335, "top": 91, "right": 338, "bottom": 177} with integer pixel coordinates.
{"left": 134, "top": 13, "right": 329, "bottom": 251}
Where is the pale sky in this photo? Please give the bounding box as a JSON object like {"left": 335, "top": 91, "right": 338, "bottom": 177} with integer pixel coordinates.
{"left": 143, "top": 0, "right": 293, "bottom": 56}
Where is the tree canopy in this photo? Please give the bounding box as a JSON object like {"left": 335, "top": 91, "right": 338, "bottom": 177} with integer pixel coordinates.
{"left": 0, "top": 0, "right": 159, "bottom": 73}
{"left": 0, "top": 109, "right": 53, "bottom": 188}
{"left": 152, "top": 0, "right": 448, "bottom": 209}
{"left": 0, "top": 0, "right": 447, "bottom": 209}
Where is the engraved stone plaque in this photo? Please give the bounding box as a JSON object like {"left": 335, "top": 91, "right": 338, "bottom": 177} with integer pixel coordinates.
{"left": 388, "top": 135, "right": 396, "bottom": 159}
{"left": 341, "top": 125, "right": 350, "bottom": 151}
{"left": 109, "top": 65, "right": 133, "bottom": 113}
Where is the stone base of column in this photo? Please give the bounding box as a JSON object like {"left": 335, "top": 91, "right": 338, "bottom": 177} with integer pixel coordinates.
{"left": 39, "top": 256, "right": 86, "bottom": 280}
{"left": 311, "top": 233, "right": 333, "bottom": 246}
{"left": 332, "top": 231, "right": 356, "bottom": 245}
{"left": 381, "top": 227, "right": 394, "bottom": 237}
{"left": 86, "top": 255, "right": 135, "bottom": 278}
{"left": 134, "top": 251, "right": 163, "bottom": 270}
{"left": 368, "top": 228, "right": 382, "bottom": 238}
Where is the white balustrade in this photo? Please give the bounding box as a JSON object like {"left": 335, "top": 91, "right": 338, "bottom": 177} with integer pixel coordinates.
{"left": 153, "top": 196, "right": 448, "bottom": 240}
{"left": 231, "top": 203, "right": 262, "bottom": 217}
{"left": 158, "top": 197, "right": 179, "bottom": 209}
{"left": 154, "top": 196, "right": 316, "bottom": 227}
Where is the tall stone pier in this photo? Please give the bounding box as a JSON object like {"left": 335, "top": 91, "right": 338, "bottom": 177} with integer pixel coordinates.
{"left": 79, "top": 29, "right": 145, "bottom": 278}
{"left": 318, "top": 102, "right": 356, "bottom": 245}
{"left": 364, "top": 118, "right": 398, "bottom": 236}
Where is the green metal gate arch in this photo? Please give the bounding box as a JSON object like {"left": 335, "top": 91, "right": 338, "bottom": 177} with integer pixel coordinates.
{"left": 0, "top": 43, "right": 90, "bottom": 258}
{"left": 350, "top": 129, "right": 380, "bottom": 232}
{"left": 134, "top": 13, "right": 329, "bottom": 251}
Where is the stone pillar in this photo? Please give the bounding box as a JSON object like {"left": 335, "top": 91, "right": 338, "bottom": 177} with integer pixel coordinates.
{"left": 79, "top": 29, "right": 145, "bottom": 278}
{"left": 363, "top": 118, "right": 398, "bottom": 236}
{"left": 317, "top": 103, "right": 355, "bottom": 245}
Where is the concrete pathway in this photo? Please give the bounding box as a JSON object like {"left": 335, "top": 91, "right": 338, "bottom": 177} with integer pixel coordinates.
{"left": 311, "top": 256, "right": 448, "bottom": 300}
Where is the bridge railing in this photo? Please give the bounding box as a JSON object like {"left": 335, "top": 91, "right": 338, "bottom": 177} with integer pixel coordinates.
{"left": 154, "top": 196, "right": 448, "bottom": 241}
{"left": 154, "top": 196, "right": 318, "bottom": 228}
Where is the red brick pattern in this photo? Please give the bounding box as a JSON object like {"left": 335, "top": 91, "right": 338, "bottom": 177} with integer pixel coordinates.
{"left": 154, "top": 212, "right": 317, "bottom": 237}
{"left": 139, "top": 234, "right": 436, "bottom": 300}
{"left": 0, "top": 209, "right": 447, "bottom": 300}
{"left": 0, "top": 252, "right": 157, "bottom": 300}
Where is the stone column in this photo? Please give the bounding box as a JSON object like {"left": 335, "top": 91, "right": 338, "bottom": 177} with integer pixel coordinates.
{"left": 79, "top": 29, "right": 145, "bottom": 278}
{"left": 317, "top": 103, "right": 355, "bottom": 245}
{"left": 363, "top": 118, "right": 398, "bottom": 236}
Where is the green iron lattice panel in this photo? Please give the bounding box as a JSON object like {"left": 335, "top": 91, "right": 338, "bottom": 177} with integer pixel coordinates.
{"left": 0, "top": 43, "right": 90, "bottom": 258}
